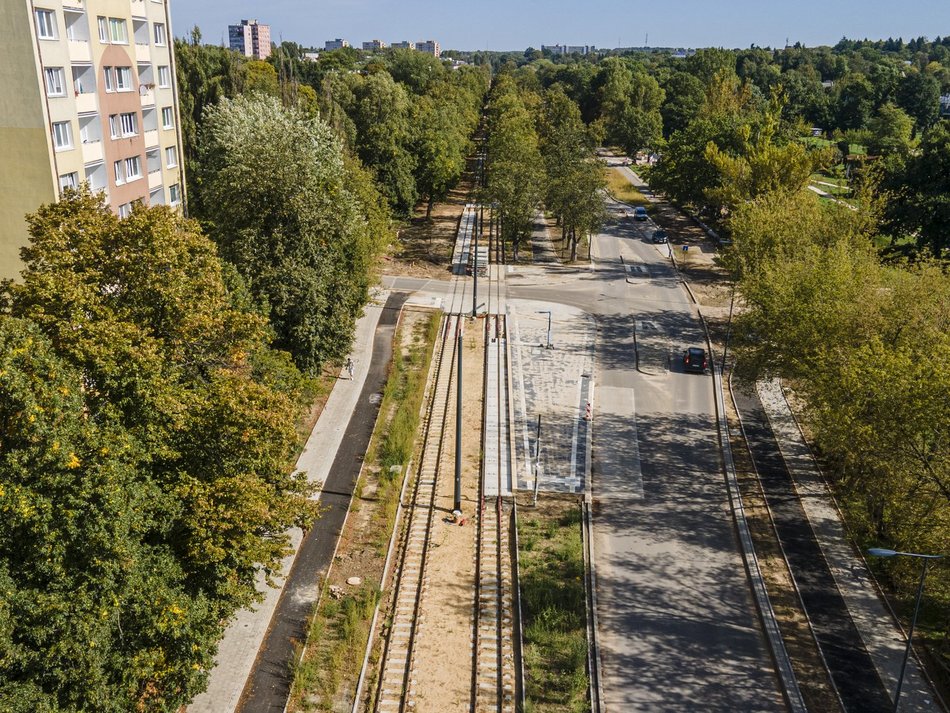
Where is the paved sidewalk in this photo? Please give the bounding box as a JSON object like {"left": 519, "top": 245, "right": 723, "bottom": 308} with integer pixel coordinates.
{"left": 530, "top": 211, "right": 559, "bottom": 264}
{"left": 758, "top": 379, "right": 939, "bottom": 713}
{"left": 187, "top": 292, "right": 391, "bottom": 713}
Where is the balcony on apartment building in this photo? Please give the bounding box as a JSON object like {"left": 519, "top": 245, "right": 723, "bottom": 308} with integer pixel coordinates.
{"left": 142, "top": 107, "right": 158, "bottom": 149}
{"left": 137, "top": 63, "right": 155, "bottom": 106}
{"left": 72, "top": 65, "right": 97, "bottom": 113}
{"left": 64, "top": 8, "right": 91, "bottom": 62}
{"left": 79, "top": 113, "right": 103, "bottom": 164}
{"left": 84, "top": 162, "right": 107, "bottom": 194}
{"left": 133, "top": 19, "right": 152, "bottom": 63}
{"left": 146, "top": 148, "right": 163, "bottom": 190}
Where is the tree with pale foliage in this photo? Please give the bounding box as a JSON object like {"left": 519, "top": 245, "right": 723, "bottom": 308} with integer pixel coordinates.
{"left": 198, "top": 94, "right": 389, "bottom": 374}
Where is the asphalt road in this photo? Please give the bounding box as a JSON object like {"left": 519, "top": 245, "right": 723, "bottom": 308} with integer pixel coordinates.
{"left": 733, "top": 386, "right": 892, "bottom": 713}
{"left": 508, "top": 204, "right": 784, "bottom": 711}
{"left": 237, "top": 292, "right": 409, "bottom": 713}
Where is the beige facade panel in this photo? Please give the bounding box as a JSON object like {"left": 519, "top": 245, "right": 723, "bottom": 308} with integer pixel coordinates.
{"left": 0, "top": 0, "right": 185, "bottom": 279}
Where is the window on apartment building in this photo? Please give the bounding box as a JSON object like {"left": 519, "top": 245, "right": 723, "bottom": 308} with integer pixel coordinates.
{"left": 35, "top": 9, "right": 56, "bottom": 39}
{"left": 118, "top": 202, "right": 132, "bottom": 218}
{"left": 52, "top": 121, "right": 73, "bottom": 150}
{"left": 44, "top": 67, "right": 66, "bottom": 97}
{"left": 153, "top": 23, "right": 166, "bottom": 45}
{"left": 97, "top": 16, "right": 109, "bottom": 43}
{"left": 109, "top": 17, "right": 127, "bottom": 44}
{"left": 59, "top": 172, "right": 79, "bottom": 190}
{"left": 109, "top": 112, "right": 138, "bottom": 138}
{"left": 114, "top": 159, "right": 125, "bottom": 184}
{"left": 169, "top": 183, "right": 181, "bottom": 205}
{"left": 115, "top": 66, "right": 133, "bottom": 91}
{"left": 103, "top": 66, "right": 114, "bottom": 92}
{"left": 157, "top": 65, "right": 171, "bottom": 88}
{"left": 165, "top": 146, "right": 177, "bottom": 168}
{"left": 125, "top": 156, "right": 142, "bottom": 181}
{"left": 121, "top": 112, "right": 138, "bottom": 136}
{"left": 161, "top": 106, "right": 174, "bottom": 129}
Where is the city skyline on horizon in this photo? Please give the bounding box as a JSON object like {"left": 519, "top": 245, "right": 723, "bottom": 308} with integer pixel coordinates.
{"left": 172, "top": 0, "right": 950, "bottom": 53}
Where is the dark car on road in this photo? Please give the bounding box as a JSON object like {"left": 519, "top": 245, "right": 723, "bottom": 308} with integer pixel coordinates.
{"left": 633, "top": 206, "right": 648, "bottom": 221}
{"left": 651, "top": 229, "right": 668, "bottom": 244}
{"left": 683, "top": 347, "right": 707, "bottom": 373}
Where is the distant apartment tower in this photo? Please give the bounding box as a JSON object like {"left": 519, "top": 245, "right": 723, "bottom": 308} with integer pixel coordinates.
{"left": 0, "top": 0, "right": 186, "bottom": 280}
{"left": 362, "top": 39, "right": 387, "bottom": 51}
{"left": 416, "top": 40, "right": 440, "bottom": 57}
{"left": 391, "top": 41, "right": 415, "bottom": 50}
{"left": 542, "top": 44, "right": 590, "bottom": 56}
{"left": 324, "top": 38, "right": 350, "bottom": 51}
{"left": 229, "top": 19, "right": 271, "bottom": 60}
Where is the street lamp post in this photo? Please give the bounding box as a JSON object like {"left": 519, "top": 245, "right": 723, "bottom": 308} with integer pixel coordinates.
{"left": 537, "top": 310, "right": 552, "bottom": 349}
{"left": 867, "top": 547, "right": 944, "bottom": 713}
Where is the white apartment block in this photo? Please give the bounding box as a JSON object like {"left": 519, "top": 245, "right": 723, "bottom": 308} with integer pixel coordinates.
{"left": 362, "top": 39, "right": 386, "bottom": 51}
{"left": 229, "top": 19, "right": 271, "bottom": 60}
{"left": 0, "top": 0, "right": 186, "bottom": 279}
{"left": 324, "top": 38, "right": 349, "bottom": 50}
{"left": 416, "top": 40, "right": 440, "bottom": 57}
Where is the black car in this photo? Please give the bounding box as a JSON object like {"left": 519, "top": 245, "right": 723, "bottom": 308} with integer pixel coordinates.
{"left": 683, "top": 347, "right": 707, "bottom": 373}
{"left": 651, "top": 230, "right": 668, "bottom": 244}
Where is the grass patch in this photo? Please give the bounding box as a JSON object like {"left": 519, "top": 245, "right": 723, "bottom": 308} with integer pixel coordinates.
{"left": 287, "top": 310, "right": 442, "bottom": 712}
{"left": 519, "top": 497, "right": 588, "bottom": 713}
{"left": 289, "top": 586, "right": 380, "bottom": 712}
{"left": 605, "top": 167, "right": 649, "bottom": 207}
{"left": 369, "top": 311, "right": 442, "bottom": 550}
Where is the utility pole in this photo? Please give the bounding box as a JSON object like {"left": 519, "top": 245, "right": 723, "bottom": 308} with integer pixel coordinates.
{"left": 532, "top": 415, "right": 542, "bottom": 506}
{"left": 472, "top": 211, "right": 478, "bottom": 318}
{"left": 454, "top": 327, "right": 463, "bottom": 512}
{"left": 721, "top": 281, "right": 737, "bottom": 374}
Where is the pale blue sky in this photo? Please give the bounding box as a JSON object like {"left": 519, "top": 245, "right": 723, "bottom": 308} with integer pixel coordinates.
{"left": 171, "top": 1, "right": 950, "bottom": 52}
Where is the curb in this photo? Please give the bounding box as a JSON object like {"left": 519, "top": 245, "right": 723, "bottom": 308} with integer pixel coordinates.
{"left": 696, "top": 318, "right": 807, "bottom": 712}
{"left": 727, "top": 376, "right": 832, "bottom": 713}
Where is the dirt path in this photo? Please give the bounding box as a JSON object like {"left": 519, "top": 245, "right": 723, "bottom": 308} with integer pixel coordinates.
{"left": 384, "top": 170, "right": 477, "bottom": 280}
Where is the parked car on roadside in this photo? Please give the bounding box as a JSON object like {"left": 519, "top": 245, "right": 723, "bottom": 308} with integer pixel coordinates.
{"left": 651, "top": 229, "right": 668, "bottom": 244}
{"left": 633, "top": 206, "right": 648, "bottom": 221}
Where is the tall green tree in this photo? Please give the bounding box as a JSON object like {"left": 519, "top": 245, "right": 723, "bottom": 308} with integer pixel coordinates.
{"left": 895, "top": 69, "right": 941, "bottom": 131}
{"left": 538, "top": 87, "right": 606, "bottom": 260}
{"left": 883, "top": 121, "right": 950, "bottom": 256}
{"left": 343, "top": 72, "right": 418, "bottom": 215}
{"left": 2, "top": 190, "right": 316, "bottom": 711}
{"left": 410, "top": 89, "right": 470, "bottom": 218}
{"left": 485, "top": 78, "right": 545, "bottom": 260}
{"left": 198, "top": 94, "right": 388, "bottom": 373}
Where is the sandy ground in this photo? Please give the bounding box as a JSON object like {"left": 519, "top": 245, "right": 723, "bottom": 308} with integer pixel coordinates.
{"left": 409, "top": 319, "right": 485, "bottom": 712}
{"left": 383, "top": 170, "right": 477, "bottom": 280}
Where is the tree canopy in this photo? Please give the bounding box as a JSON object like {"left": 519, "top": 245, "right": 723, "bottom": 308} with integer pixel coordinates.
{"left": 0, "top": 190, "right": 316, "bottom": 711}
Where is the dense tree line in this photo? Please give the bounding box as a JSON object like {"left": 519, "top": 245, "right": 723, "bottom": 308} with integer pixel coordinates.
{"left": 471, "top": 37, "right": 950, "bottom": 256}
{"left": 482, "top": 73, "right": 605, "bottom": 260}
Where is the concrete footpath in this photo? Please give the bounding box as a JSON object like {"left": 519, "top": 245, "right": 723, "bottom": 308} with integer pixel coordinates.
{"left": 758, "top": 379, "right": 939, "bottom": 713}
{"left": 188, "top": 290, "right": 394, "bottom": 713}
